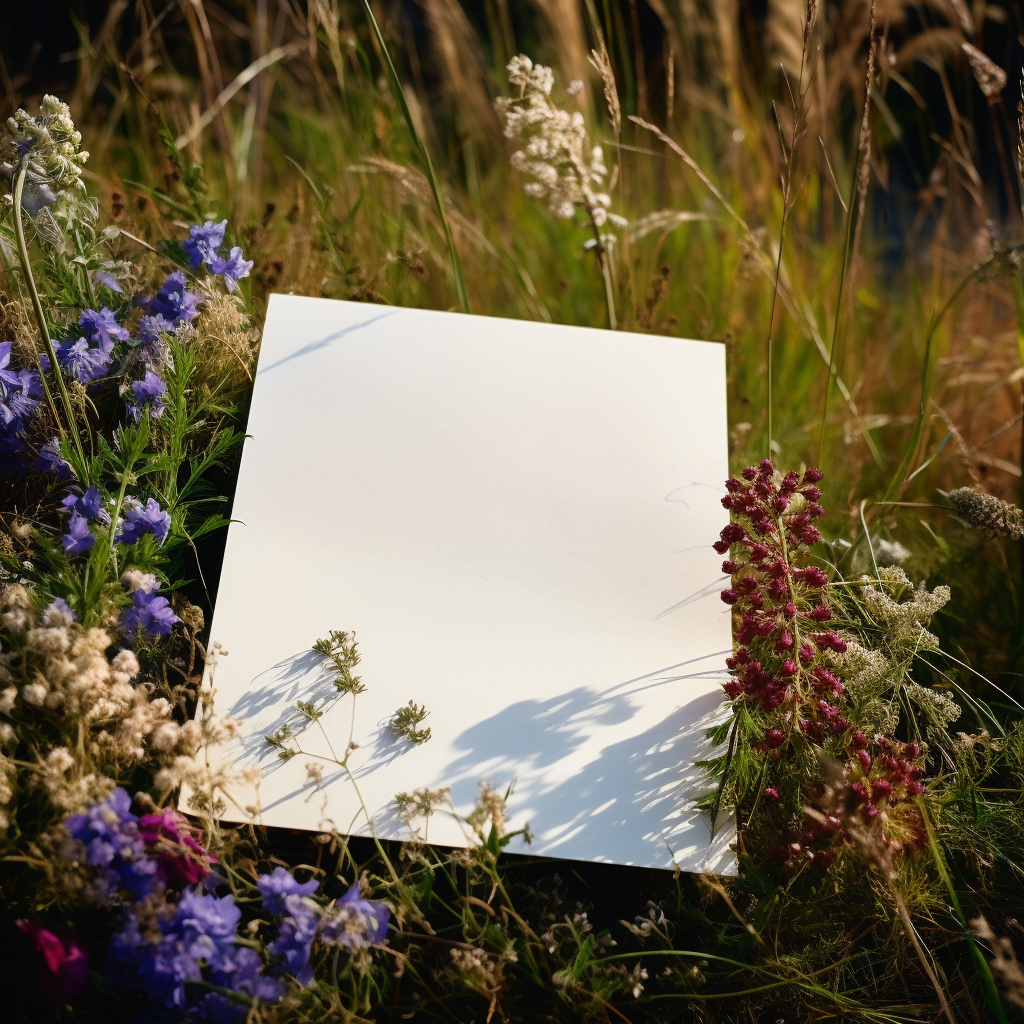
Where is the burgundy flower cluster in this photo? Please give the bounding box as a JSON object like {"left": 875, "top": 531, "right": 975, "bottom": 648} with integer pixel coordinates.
{"left": 715, "top": 461, "right": 930, "bottom": 873}
{"left": 717, "top": 460, "right": 851, "bottom": 749}
{"left": 769, "top": 736, "right": 928, "bottom": 872}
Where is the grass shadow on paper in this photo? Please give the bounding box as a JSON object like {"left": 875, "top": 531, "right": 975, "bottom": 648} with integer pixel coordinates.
{"left": 429, "top": 658, "right": 734, "bottom": 871}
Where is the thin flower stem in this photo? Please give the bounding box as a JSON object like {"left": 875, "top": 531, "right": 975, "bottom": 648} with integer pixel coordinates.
{"left": 589, "top": 215, "right": 617, "bottom": 330}
{"left": 891, "top": 887, "right": 957, "bottom": 1024}
{"left": 12, "top": 161, "right": 83, "bottom": 462}
{"left": 819, "top": 0, "right": 876, "bottom": 468}
{"left": 766, "top": 21, "right": 815, "bottom": 458}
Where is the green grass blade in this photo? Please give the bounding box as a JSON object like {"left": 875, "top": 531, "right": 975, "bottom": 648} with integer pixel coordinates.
{"left": 919, "top": 799, "right": 1010, "bottom": 1024}
{"left": 360, "top": 0, "right": 471, "bottom": 313}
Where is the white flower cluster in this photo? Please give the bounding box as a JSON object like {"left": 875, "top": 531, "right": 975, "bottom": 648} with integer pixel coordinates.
{"left": 496, "top": 55, "right": 612, "bottom": 226}
{"left": 859, "top": 567, "right": 950, "bottom": 652}
{"left": 0, "top": 95, "right": 93, "bottom": 248}
{"left": 834, "top": 569, "right": 960, "bottom": 736}
{"left": 0, "top": 584, "right": 201, "bottom": 821}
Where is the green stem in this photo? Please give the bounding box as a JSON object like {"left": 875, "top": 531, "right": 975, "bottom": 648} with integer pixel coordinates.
{"left": 590, "top": 217, "right": 617, "bottom": 330}
{"left": 12, "top": 162, "right": 85, "bottom": 464}
{"left": 360, "top": 0, "right": 470, "bottom": 313}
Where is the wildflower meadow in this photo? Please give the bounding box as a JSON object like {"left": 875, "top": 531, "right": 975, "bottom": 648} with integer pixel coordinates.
{"left": 2, "top": 1, "right": 1024, "bottom": 1022}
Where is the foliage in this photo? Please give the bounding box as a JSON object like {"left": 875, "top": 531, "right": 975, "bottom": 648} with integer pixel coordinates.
{"left": 2, "top": 2, "right": 1024, "bottom": 1022}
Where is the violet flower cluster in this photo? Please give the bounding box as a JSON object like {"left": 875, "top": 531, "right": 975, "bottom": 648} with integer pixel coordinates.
{"left": 64, "top": 793, "right": 389, "bottom": 1018}
{"left": 64, "top": 787, "right": 212, "bottom": 899}
{"left": 181, "top": 220, "right": 253, "bottom": 293}
{"left": 52, "top": 307, "right": 127, "bottom": 384}
{"left": 1, "top": 219, "right": 248, "bottom": 477}
{"left": 0, "top": 341, "right": 42, "bottom": 474}
{"left": 121, "top": 571, "right": 180, "bottom": 639}
{"left": 59, "top": 485, "right": 110, "bottom": 555}
{"left": 258, "top": 867, "right": 390, "bottom": 983}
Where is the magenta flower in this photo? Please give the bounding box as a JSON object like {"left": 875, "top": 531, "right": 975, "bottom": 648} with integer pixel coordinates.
{"left": 138, "top": 807, "right": 215, "bottom": 888}
{"left": 16, "top": 921, "right": 89, "bottom": 1004}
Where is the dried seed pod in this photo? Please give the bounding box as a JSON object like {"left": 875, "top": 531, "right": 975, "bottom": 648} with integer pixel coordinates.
{"left": 948, "top": 487, "right": 1024, "bottom": 539}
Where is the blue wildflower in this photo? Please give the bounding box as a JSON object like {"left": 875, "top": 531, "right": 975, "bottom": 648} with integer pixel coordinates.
{"left": 64, "top": 788, "right": 157, "bottom": 899}
{"left": 133, "top": 313, "right": 174, "bottom": 369}
{"left": 110, "top": 891, "right": 242, "bottom": 1010}
{"left": 52, "top": 335, "right": 115, "bottom": 383}
{"left": 210, "top": 247, "right": 253, "bottom": 293}
{"left": 127, "top": 371, "right": 167, "bottom": 422}
{"left": 35, "top": 438, "right": 74, "bottom": 480}
{"left": 61, "top": 513, "right": 94, "bottom": 555}
{"left": 79, "top": 307, "right": 130, "bottom": 348}
{"left": 117, "top": 497, "right": 171, "bottom": 546}
{"left": 195, "top": 947, "right": 284, "bottom": 1022}
{"left": 140, "top": 271, "right": 202, "bottom": 325}
{"left": 122, "top": 587, "right": 180, "bottom": 638}
{"left": 61, "top": 486, "right": 109, "bottom": 522}
{"left": 110, "top": 893, "right": 283, "bottom": 1017}
{"left": 93, "top": 269, "right": 123, "bottom": 293}
{"left": 258, "top": 869, "right": 322, "bottom": 985}
{"left": 319, "top": 884, "right": 390, "bottom": 949}
{"left": 182, "top": 220, "right": 227, "bottom": 269}
{"left": 257, "top": 867, "right": 319, "bottom": 915}
{"left": 0, "top": 343, "right": 42, "bottom": 462}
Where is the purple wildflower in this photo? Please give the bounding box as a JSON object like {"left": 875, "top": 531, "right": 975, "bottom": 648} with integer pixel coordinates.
{"left": 52, "top": 335, "right": 114, "bottom": 384}
{"left": 110, "top": 891, "right": 242, "bottom": 1010}
{"left": 64, "top": 788, "right": 157, "bottom": 899}
{"left": 20, "top": 183, "right": 57, "bottom": 216}
{"left": 140, "top": 271, "right": 202, "bottom": 325}
{"left": 35, "top": 438, "right": 73, "bottom": 480}
{"left": 319, "top": 884, "right": 390, "bottom": 949}
{"left": 61, "top": 514, "right": 94, "bottom": 555}
{"left": 61, "top": 486, "right": 109, "bottom": 522}
{"left": 79, "top": 307, "right": 130, "bottom": 348}
{"left": 122, "top": 587, "right": 180, "bottom": 638}
{"left": 182, "top": 219, "right": 227, "bottom": 269}
{"left": 257, "top": 867, "right": 319, "bottom": 915}
{"left": 210, "top": 247, "right": 253, "bottom": 293}
{"left": 127, "top": 371, "right": 167, "bottom": 422}
{"left": 93, "top": 269, "right": 123, "bottom": 293}
{"left": 194, "top": 947, "right": 284, "bottom": 1022}
{"left": 110, "top": 893, "right": 282, "bottom": 1016}
{"left": 259, "top": 869, "right": 321, "bottom": 984}
{"left": 117, "top": 497, "right": 171, "bottom": 546}
{"left": 0, "top": 343, "right": 42, "bottom": 464}
{"left": 133, "top": 314, "right": 174, "bottom": 369}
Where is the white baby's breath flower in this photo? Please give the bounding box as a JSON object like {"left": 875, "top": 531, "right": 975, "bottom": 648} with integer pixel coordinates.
{"left": 0, "top": 687, "right": 16, "bottom": 716}
{"left": 497, "top": 55, "right": 614, "bottom": 231}
{"left": 111, "top": 649, "right": 140, "bottom": 678}
{"left": 22, "top": 682, "right": 48, "bottom": 706}
{"left": 121, "top": 570, "right": 159, "bottom": 595}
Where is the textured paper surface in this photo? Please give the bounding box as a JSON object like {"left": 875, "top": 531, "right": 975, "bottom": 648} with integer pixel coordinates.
{"left": 203, "top": 295, "right": 735, "bottom": 873}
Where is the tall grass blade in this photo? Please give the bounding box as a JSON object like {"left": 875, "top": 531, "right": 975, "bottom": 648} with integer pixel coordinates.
{"left": 360, "top": 0, "right": 470, "bottom": 313}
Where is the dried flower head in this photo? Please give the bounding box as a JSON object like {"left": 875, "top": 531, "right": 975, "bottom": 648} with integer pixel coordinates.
{"left": 948, "top": 487, "right": 1024, "bottom": 539}
{"left": 962, "top": 43, "right": 1007, "bottom": 99}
